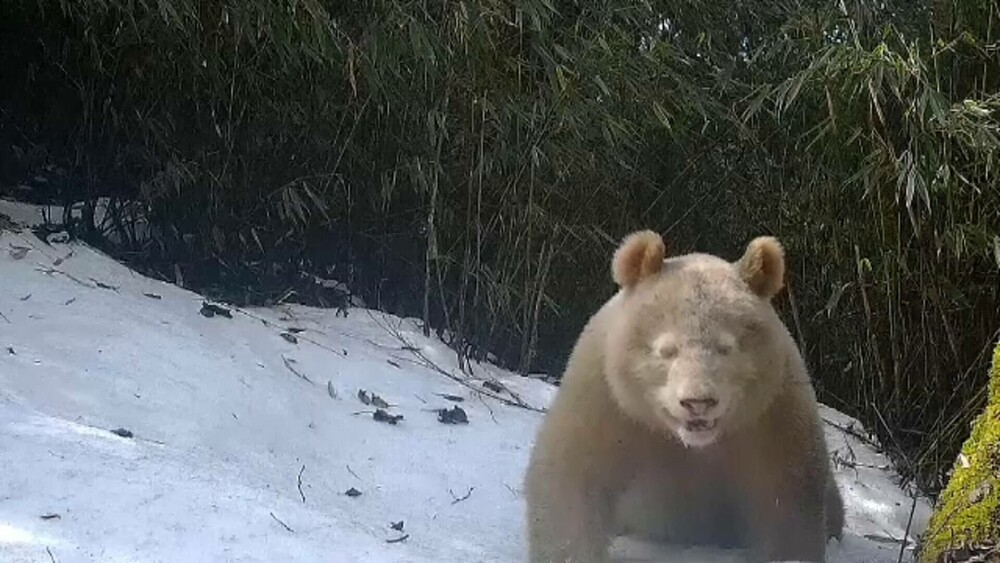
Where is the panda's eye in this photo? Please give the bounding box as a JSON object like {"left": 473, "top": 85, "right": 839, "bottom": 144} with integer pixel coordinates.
{"left": 652, "top": 334, "right": 679, "bottom": 359}
{"left": 713, "top": 333, "right": 737, "bottom": 355}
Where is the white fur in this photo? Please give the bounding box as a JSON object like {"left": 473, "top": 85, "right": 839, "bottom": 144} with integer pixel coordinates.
{"left": 523, "top": 231, "right": 844, "bottom": 563}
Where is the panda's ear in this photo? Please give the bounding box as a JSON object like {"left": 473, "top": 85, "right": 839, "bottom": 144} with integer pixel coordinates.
{"left": 612, "top": 230, "right": 666, "bottom": 289}
{"left": 737, "top": 236, "right": 785, "bottom": 299}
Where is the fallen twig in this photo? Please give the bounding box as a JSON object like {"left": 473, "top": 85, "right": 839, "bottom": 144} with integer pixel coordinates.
{"left": 368, "top": 312, "right": 545, "bottom": 413}
{"left": 34, "top": 266, "right": 92, "bottom": 289}
{"left": 449, "top": 487, "right": 474, "bottom": 505}
{"left": 436, "top": 393, "right": 465, "bottom": 402}
{"left": 822, "top": 416, "right": 880, "bottom": 449}
{"left": 832, "top": 448, "right": 888, "bottom": 471}
{"left": 897, "top": 494, "right": 919, "bottom": 563}
{"left": 476, "top": 393, "right": 498, "bottom": 424}
{"left": 52, "top": 250, "right": 74, "bottom": 266}
{"left": 346, "top": 464, "right": 362, "bottom": 481}
{"left": 420, "top": 351, "right": 542, "bottom": 412}
{"left": 230, "top": 307, "right": 347, "bottom": 357}
{"left": 270, "top": 512, "right": 295, "bottom": 533}
{"left": 46, "top": 546, "right": 56, "bottom": 563}
{"left": 386, "top": 534, "right": 410, "bottom": 544}
{"left": 864, "top": 533, "right": 908, "bottom": 545}
{"left": 483, "top": 380, "right": 504, "bottom": 393}
{"left": 364, "top": 337, "right": 420, "bottom": 352}
{"left": 89, "top": 277, "right": 119, "bottom": 292}
{"left": 297, "top": 465, "right": 306, "bottom": 503}
{"left": 281, "top": 355, "right": 314, "bottom": 384}
{"left": 503, "top": 482, "right": 520, "bottom": 497}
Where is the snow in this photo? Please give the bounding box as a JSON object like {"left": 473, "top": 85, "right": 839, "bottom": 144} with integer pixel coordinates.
{"left": 0, "top": 207, "right": 932, "bottom": 562}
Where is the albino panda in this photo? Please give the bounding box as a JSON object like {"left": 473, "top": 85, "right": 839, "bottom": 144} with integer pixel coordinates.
{"left": 523, "top": 230, "right": 844, "bottom": 563}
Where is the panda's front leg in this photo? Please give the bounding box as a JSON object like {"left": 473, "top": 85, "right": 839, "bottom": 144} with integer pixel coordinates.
{"left": 525, "top": 471, "right": 616, "bottom": 563}
{"left": 743, "top": 472, "right": 827, "bottom": 562}
{"left": 737, "top": 421, "right": 830, "bottom": 561}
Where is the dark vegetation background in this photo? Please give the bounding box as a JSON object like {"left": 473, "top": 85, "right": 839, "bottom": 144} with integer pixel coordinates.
{"left": 0, "top": 0, "right": 997, "bottom": 496}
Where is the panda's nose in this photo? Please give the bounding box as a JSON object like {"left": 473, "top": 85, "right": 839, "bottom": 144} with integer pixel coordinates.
{"left": 679, "top": 397, "right": 718, "bottom": 416}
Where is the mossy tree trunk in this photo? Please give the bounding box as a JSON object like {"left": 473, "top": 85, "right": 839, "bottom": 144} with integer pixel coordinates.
{"left": 920, "top": 342, "right": 1000, "bottom": 562}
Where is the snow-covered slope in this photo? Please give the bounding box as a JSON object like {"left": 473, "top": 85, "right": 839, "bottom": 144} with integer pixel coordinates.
{"left": 0, "top": 210, "right": 931, "bottom": 562}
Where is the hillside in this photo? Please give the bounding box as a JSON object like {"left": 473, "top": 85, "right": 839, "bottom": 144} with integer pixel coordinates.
{"left": 0, "top": 201, "right": 931, "bottom": 562}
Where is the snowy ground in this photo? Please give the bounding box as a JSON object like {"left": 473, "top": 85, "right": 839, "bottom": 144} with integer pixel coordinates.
{"left": 0, "top": 202, "right": 931, "bottom": 562}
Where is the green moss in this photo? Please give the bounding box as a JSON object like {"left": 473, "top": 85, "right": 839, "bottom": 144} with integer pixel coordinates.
{"left": 920, "top": 341, "right": 1000, "bottom": 562}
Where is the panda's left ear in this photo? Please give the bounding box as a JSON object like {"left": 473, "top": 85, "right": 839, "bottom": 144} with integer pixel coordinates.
{"left": 737, "top": 236, "right": 785, "bottom": 299}
{"left": 612, "top": 230, "right": 666, "bottom": 289}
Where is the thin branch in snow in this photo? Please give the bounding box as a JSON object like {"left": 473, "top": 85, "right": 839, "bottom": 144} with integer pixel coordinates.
{"left": 449, "top": 487, "right": 474, "bottom": 505}
{"left": 897, "top": 494, "right": 918, "bottom": 563}
{"left": 229, "top": 306, "right": 347, "bottom": 357}
{"left": 364, "top": 337, "right": 418, "bottom": 353}
{"left": 46, "top": 547, "right": 56, "bottom": 563}
{"left": 0, "top": 310, "right": 9, "bottom": 324}
{"left": 502, "top": 482, "right": 520, "bottom": 497}
{"left": 346, "top": 465, "right": 362, "bottom": 481}
{"left": 281, "top": 355, "right": 314, "bottom": 384}
{"left": 475, "top": 393, "right": 498, "bottom": 424}
{"left": 269, "top": 512, "right": 294, "bottom": 533}
{"left": 370, "top": 313, "right": 545, "bottom": 413}
{"left": 386, "top": 534, "right": 409, "bottom": 544}
{"left": 88, "top": 277, "right": 119, "bottom": 292}
{"left": 822, "top": 416, "right": 880, "bottom": 449}
{"left": 52, "top": 249, "right": 74, "bottom": 266}
{"left": 297, "top": 465, "right": 306, "bottom": 503}
{"left": 34, "top": 266, "right": 92, "bottom": 289}
{"left": 863, "top": 533, "right": 908, "bottom": 545}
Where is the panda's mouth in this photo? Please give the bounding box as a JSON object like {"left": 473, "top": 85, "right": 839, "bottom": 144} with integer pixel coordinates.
{"left": 683, "top": 418, "right": 718, "bottom": 433}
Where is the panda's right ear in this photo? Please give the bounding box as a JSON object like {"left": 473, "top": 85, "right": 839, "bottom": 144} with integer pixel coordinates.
{"left": 737, "top": 236, "right": 785, "bottom": 299}
{"left": 612, "top": 230, "right": 666, "bottom": 289}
